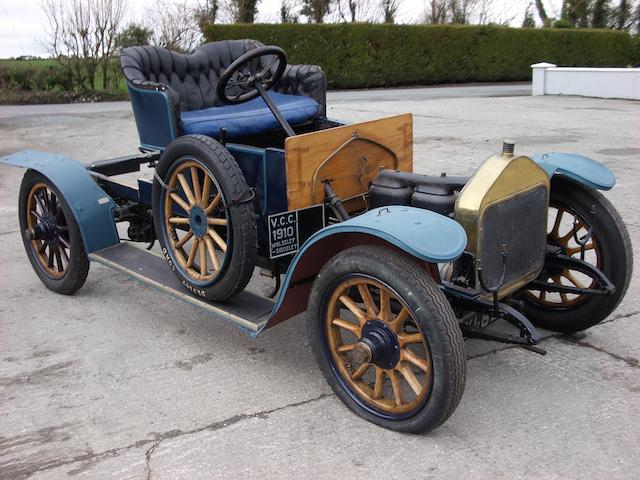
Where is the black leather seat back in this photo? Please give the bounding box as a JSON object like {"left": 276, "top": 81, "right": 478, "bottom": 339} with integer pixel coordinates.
{"left": 121, "top": 39, "right": 264, "bottom": 112}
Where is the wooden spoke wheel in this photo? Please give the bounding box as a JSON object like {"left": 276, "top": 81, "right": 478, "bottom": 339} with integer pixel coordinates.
{"left": 19, "top": 170, "right": 89, "bottom": 295}
{"left": 152, "top": 135, "right": 256, "bottom": 302}
{"left": 163, "top": 160, "right": 230, "bottom": 283}
{"left": 525, "top": 204, "right": 600, "bottom": 309}
{"left": 326, "top": 277, "right": 433, "bottom": 416}
{"left": 308, "top": 246, "right": 466, "bottom": 433}
{"left": 26, "top": 182, "right": 71, "bottom": 278}
{"left": 523, "top": 177, "right": 632, "bottom": 333}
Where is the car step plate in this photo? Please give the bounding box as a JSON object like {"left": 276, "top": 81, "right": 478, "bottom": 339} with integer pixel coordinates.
{"left": 89, "top": 243, "right": 273, "bottom": 333}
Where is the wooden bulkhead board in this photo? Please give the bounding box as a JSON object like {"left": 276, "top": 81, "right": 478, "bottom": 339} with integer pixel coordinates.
{"left": 284, "top": 113, "right": 413, "bottom": 211}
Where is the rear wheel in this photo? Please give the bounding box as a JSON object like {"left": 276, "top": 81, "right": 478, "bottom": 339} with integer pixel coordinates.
{"left": 307, "top": 246, "right": 466, "bottom": 433}
{"left": 153, "top": 135, "right": 256, "bottom": 302}
{"left": 18, "top": 170, "right": 89, "bottom": 294}
{"left": 524, "top": 177, "right": 632, "bottom": 333}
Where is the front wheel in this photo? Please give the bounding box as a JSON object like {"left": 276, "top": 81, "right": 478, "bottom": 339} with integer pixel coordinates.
{"left": 523, "top": 177, "right": 632, "bottom": 333}
{"left": 307, "top": 246, "right": 466, "bottom": 433}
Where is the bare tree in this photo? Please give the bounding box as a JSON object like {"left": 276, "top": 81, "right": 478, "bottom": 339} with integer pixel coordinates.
{"left": 150, "top": 0, "right": 200, "bottom": 51}
{"left": 42, "top": 0, "right": 99, "bottom": 90}
{"left": 335, "top": 0, "right": 377, "bottom": 22}
{"left": 94, "top": 0, "right": 127, "bottom": 89}
{"left": 195, "top": 0, "right": 220, "bottom": 26}
{"left": 301, "top": 0, "right": 334, "bottom": 22}
{"left": 280, "top": 0, "right": 300, "bottom": 22}
{"left": 381, "top": 0, "right": 400, "bottom": 23}
{"left": 423, "top": 0, "right": 448, "bottom": 23}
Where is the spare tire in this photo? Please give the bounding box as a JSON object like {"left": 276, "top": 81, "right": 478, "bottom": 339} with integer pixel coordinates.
{"left": 152, "top": 135, "right": 257, "bottom": 302}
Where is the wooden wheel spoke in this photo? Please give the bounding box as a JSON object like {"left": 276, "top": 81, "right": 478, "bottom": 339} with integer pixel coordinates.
{"left": 388, "top": 370, "right": 402, "bottom": 406}
{"left": 199, "top": 239, "right": 207, "bottom": 275}
{"left": 357, "top": 284, "right": 378, "bottom": 318}
{"left": 550, "top": 208, "right": 563, "bottom": 238}
{"left": 339, "top": 294, "right": 367, "bottom": 324}
{"left": 54, "top": 248, "right": 64, "bottom": 272}
{"left": 389, "top": 307, "right": 410, "bottom": 333}
{"left": 38, "top": 240, "right": 48, "bottom": 254}
{"left": 351, "top": 362, "right": 370, "bottom": 381}
{"left": 204, "top": 236, "right": 220, "bottom": 271}
{"left": 190, "top": 167, "right": 202, "bottom": 204}
{"left": 30, "top": 209, "right": 42, "bottom": 221}
{"left": 566, "top": 243, "right": 595, "bottom": 256}
{"left": 559, "top": 220, "right": 585, "bottom": 244}
{"left": 564, "top": 271, "right": 586, "bottom": 289}
{"left": 379, "top": 289, "right": 391, "bottom": 322}
{"left": 186, "top": 238, "right": 199, "bottom": 268}
{"left": 399, "top": 363, "right": 423, "bottom": 396}
{"left": 397, "top": 332, "right": 423, "bottom": 346}
{"left": 35, "top": 192, "right": 47, "bottom": 214}
{"left": 50, "top": 192, "right": 57, "bottom": 215}
{"left": 170, "top": 192, "right": 191, "bottom": 212}
{"left": 174, "top": 231, "right": 193, "bottom": 249}
{"left": 201, "top": 175, "right": 212, "bottom": 208}
{"left": 207, "top": 228, "right": 227, "bottom": 252}
{"left": 373, "top": 367, "right": 385, "bottom": 399}
{"left": 177, "top": 173, "right": 196, "bottom": 206}
{"left": 402, "top": 348, "right": 429, "bottom": 372}
{"left": 205, "top": 193, "right": 222, "bottom": 214}
{"left": 337, "top": 343, "right": 356, "bottom": 353}
{"left": 169, "top": 216, "right": 190, "bottom": 225}
{"left": 59, "top": 245, "right": 69, "bottom": 267}
{"left": 208, "top": 217, "right": 228, "bottom": 226}
{"left": 47, "top": 246, "right": 55, "bottom": 268}
{"left": 331, "top": 318, "right": 360, "bottom": 335}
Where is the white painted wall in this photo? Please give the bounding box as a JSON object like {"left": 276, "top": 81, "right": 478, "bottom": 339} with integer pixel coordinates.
{"left": 531, "top": 62, "right": 640, "bottom": 100}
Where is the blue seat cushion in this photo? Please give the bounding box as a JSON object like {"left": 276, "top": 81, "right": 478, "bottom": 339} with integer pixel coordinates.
{"left": 180, "top": 92, "right": 320, "bottom": 138}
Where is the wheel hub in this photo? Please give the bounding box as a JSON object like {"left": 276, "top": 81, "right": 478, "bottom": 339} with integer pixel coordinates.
{"left": 355, "top": 320, "right": 400, "bottom": 369}
{"left": 188, "top": 205, "right": 208, "bottom": 237}
{"left": 28, "top": 215, "right": 58, "bottom": 243}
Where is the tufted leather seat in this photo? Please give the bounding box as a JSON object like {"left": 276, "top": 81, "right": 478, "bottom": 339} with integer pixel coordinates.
{"left": 120, "top": 40, "right": 326, "bottom": 143}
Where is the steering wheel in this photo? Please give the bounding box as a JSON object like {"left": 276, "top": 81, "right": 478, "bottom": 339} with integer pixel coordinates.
{"left": 217, "top": 46, "right": 287, "bottom": 105}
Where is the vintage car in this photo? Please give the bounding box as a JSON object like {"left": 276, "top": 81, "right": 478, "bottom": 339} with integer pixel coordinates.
{"left": 2, "top": 40, "right": 632, "bottom": 433}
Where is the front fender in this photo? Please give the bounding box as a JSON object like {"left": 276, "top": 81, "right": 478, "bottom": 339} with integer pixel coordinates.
{"left": 255, "top": 206, "right": 467, "bottom": 337}
{"left": 532, "top": 152, "right": 615, "bottom": 191}
{"left": 1, "top": 150, "right": 119, "bottom": 253}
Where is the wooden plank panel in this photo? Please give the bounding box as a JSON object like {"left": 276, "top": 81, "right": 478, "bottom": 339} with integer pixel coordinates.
{"left": 284, "top": 114, "right": 413, "bottom": 210}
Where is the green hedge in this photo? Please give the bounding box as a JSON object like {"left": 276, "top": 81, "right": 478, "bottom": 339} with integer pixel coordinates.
{"left": 204, "top": 24, "right": 633, "bottom": 89}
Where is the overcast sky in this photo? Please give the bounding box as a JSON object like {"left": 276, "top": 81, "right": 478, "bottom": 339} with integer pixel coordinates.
{"left": 0, "top": 0, "right": 563, "bottom": 58}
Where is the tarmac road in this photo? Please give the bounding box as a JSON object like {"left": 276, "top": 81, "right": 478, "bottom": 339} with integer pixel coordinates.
{"left": 0, "top": 83, "right": 639, "bottom": 480}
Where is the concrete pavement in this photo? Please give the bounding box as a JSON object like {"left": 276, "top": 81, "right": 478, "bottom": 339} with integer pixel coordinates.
{"left": 0, "top": 83, "right": 639, "bottom": 479}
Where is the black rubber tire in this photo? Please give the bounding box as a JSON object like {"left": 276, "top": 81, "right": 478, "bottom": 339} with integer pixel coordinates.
{"left": 307, "top": 245, "right": 466, "bottom": 433}
{"left": 18, "top": 170, "right": 89, "bottom": 295}
{"left": 152, "top": 135, "right": 257, "bottom": 302}
{"left": 524, "top": 177, "right": 633, "bottom": 333}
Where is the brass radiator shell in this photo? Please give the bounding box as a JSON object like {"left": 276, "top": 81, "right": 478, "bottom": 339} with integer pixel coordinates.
{"left": 455, "top": 153, "right": 550, "bottom": 297}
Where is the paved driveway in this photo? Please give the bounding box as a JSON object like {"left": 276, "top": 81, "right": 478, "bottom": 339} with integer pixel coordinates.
{"left": 0, "top": 84, "right": 638, "bottom": 479}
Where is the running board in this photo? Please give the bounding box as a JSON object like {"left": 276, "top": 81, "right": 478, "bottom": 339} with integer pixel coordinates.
{"left": 89, "top": 243, "right": 273, "bottom": 333}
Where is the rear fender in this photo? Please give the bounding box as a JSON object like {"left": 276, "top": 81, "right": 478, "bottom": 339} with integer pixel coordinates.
{"left": 532, "top": 152, "right": 615, "bottom": 191}
{"left": 1, "top": 150, "right": 119, "bottom": 253}
{"left": 254, "top": 206, "right": 467, "bottom": 337}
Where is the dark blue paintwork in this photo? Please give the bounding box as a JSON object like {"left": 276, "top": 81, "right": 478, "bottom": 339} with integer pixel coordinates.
{"left": 532, "top": 152, "right": 616, "bottom": 190}
{"left": 253, "top": 206, "right": 468, "bottom": 337}
{"left": 1, "top": 150, "right": 120, "bottom": 253}
{"left": 127, "top": 85, "right": 177, "bottom": 150}
{"left": 226, "top": 144, "right": 288, "bottom": 242}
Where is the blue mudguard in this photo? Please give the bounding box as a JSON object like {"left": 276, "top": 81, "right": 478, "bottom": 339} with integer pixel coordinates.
{"left": 1, "top": 150, "right": 119, "bottom": 253}
{"left": 532, "top": 152, "right": 615, "bottom": 191}
{"left": 255, "top": 206, "right": 467, "bottom": 336}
